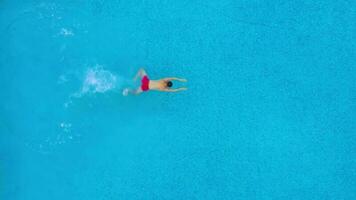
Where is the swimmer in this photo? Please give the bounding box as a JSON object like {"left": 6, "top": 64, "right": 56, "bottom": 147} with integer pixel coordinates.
{"left": 123, "top": 68, "right": 187, "bottom": 95}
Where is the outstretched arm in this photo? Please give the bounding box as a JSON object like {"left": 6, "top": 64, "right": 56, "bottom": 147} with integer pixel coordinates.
{"left": 134, "top": 68, "right": 147, "bottom": 81}
{"left": 163, "top": 87, "right": 188, "bottom": 92}
{"left": 164, "top": 77, "right": 187, "bottom": 82}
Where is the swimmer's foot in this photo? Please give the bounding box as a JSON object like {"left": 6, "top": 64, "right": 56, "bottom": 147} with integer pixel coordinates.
{"left": 122, "top": 88, "right": 129, "bottom": 96}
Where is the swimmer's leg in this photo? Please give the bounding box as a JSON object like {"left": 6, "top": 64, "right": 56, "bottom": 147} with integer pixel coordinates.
{"left": 133, "top": 87, "right": 143, "bottom": 95}
{"left": 123, "top": 87, "right": 142, "bottom": 96}
{"left": 133, "top": 68, "right": 147, "bottom": 81}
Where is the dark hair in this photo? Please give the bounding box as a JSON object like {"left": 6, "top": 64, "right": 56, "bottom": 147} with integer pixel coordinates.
{"left": 166, "top": 81, "right": 173, "bottom": 88}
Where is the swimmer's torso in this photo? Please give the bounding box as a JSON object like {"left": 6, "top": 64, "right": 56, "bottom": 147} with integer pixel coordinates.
{"left": 149, "top": 79, "right": 168, "bottom": 91}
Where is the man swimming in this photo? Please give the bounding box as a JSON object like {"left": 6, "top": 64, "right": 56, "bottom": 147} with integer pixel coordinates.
{"left": 123, "top": 68, "right": 187, "bottom": 95}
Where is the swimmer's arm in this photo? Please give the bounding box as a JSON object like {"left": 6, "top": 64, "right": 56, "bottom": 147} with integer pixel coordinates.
{"left": 134, "top": 68, "right": 147, "bottom": 81}
{"left": 163, "top": 87, "right": 188, "bottom": 92}
{"left": 164, "top": 77, "right": 187, "bottom": 82}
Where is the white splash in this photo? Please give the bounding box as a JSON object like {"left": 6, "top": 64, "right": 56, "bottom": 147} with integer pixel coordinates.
{"left": 63, "top": 65, "right": 127, "bottom": 108}
{"left": 77, "top": 65, "right": 119, "bottom": 96}
{"left": 59, "top": 28, "right": 74, "bottom": 36}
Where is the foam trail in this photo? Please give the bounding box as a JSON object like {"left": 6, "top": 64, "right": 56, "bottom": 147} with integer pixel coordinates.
{"left": 64, "top": 65, "right": 131, "bottom": 107}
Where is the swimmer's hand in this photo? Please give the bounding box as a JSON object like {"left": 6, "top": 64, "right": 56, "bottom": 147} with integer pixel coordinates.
{"left": 179, "top": 78, "right": 187, "bottom": 82}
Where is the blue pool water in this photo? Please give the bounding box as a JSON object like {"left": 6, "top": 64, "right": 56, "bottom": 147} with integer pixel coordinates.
{"left": 1, "top": 1, "right": 355, "bottom": 199}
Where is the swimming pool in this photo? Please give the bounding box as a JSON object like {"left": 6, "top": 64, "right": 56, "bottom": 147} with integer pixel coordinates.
{"left": 1, "top": 0, "right": 355, "bottom": 199}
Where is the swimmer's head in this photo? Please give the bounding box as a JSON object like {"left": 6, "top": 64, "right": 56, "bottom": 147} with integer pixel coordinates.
{"left": 166, "top": 81, "right": 173, "bottom": 88}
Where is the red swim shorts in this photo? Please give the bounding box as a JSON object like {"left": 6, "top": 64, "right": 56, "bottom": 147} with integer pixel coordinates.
{"left": 141, "top": 75, "right": 150, "bottom": 91}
